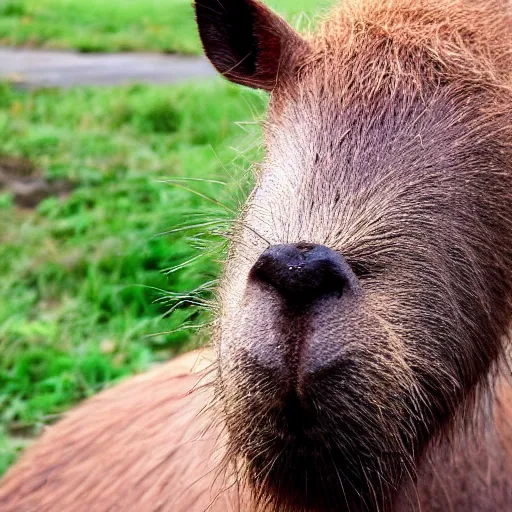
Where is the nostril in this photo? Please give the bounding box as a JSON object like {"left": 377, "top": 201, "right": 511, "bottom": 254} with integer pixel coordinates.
{"left": 250, "top": 243, "right": 353, "bottom": 307}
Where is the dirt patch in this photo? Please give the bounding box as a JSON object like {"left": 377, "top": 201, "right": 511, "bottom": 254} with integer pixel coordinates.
{"left": 0, "top": 155, "right": 74, "bottom": 208}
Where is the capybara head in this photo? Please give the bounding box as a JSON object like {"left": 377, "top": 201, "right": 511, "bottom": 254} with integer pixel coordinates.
{"left": 194, "top": 0, "right": 512, "bottom": 510}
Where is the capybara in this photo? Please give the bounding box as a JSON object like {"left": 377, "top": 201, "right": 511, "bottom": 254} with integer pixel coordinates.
{"left": 2, "top": 0, "right": 512, "bottom": 510}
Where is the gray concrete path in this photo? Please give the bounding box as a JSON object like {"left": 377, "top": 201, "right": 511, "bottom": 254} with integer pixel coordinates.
{"left": 0, "top": 47, "right": 216, "bottom": 88}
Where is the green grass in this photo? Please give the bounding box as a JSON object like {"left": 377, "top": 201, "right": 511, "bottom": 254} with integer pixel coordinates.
{"left": 0, "top": 79, "right": 267, "bottom": 475}
{"left": 0, "top": 0, "right": 335, "bottom": 483}
{"left": 0, "top": 0, "right": 333, "bottom": 54}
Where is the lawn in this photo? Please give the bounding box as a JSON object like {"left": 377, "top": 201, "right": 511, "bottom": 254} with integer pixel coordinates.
{"left": 0, "top": 79, "right": 267, "bottom": 475}
{"left": 0, "top": 0, "right": 334, "bottom": 481}
{"left": 0, "top": 0, "right": 333, "bottom": 54}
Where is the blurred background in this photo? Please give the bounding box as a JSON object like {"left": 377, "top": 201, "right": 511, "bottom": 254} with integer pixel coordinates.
{"left": 0, "top": 0, "right": 332, "bottom": 475}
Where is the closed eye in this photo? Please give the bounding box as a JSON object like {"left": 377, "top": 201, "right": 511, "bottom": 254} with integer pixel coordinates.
{"left": 347, "top": 260, "right": 383, "bottom": 280}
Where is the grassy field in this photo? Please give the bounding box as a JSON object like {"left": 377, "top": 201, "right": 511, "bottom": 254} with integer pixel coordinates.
{"left": 0, "top": 0, "right": 334, "bottom": 480}
{"left": 0, "top": 79, "right": 267, "bottom": 475}
{"left": 0, "top": 0, "right": 333, "bottom": 53}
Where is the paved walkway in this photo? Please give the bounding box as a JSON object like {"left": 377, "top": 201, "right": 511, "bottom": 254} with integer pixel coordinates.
{"left": 0, "top": 47, "right": 216, "bottom": 88}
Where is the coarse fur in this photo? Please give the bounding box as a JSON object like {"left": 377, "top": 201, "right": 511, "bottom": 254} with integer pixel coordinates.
{"left": 1, "top": 349, "right": 512, "bottom": 511}
{"left": 0, "top": 351, "right": 242, "bottom": 512}
{"left": 2, "top": 0, "right": 512, "bottom": 510}
{"left": 204, "top": 0, "right": 512, "bottom": 509}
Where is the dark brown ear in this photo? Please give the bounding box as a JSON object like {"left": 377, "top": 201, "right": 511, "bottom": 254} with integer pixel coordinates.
{"left": 194, "top": 0, "right": 307, "bottom": 91}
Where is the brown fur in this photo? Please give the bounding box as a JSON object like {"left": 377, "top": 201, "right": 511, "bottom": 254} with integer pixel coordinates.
{"left": 1, "top": 352, "right": 512, "bottom": 511}
{"left": 0, "top": 351, "right": 239, "bottom": 512}
{"left": 2, "top": 0, "right": 512, "bottom": 510}
{"left": 206, "top": 0, "right": 512, "bottom": 510}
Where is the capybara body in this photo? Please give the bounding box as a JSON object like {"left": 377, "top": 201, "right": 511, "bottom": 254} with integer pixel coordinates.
{"left": 2, "top": 0, "right": 512, "bottom": 510}
{"left": 0, "top": 352, "right": 512, "bottom": 512}
{"left": 0, "top": 351, "right": 232, "bottom": 512}
{"left": 1, "top": 351, "right": 512, "bottom": 511}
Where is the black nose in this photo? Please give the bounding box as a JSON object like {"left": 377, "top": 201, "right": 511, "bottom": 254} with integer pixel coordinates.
{"left": 250, "top": 243, "right": 353, "bottom": 307}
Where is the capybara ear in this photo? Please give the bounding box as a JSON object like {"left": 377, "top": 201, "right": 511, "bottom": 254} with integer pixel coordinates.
{"left": 194, "top": 0, "right": 307, "bottom": 91}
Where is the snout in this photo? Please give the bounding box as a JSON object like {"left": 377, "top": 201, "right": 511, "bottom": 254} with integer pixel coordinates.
{"left": 249, "top": 243, "right": 357, "bottom": 308}
{"left": 234, "top": 243, "right": 361, "bottom": 397}
{"left": 220, "top": 243, "right": 400, "bottom": 509}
